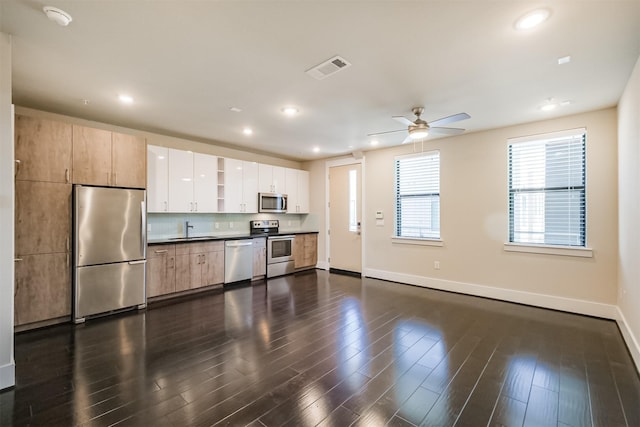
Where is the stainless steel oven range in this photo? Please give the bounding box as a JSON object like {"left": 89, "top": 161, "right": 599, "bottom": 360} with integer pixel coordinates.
{"left": 250, "top": 220, "right": 295, "bottom": 278}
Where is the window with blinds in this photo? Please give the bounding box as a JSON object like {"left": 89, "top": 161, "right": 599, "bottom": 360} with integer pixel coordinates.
{"left": 395, "top": 151, "right": 440, "bottom": 239}
{"left": 508, "top": 129, "right": 586, "bottom": 247}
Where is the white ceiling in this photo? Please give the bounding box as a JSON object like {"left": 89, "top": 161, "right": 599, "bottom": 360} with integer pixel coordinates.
{"left": 1, "top": 1, "right": 639, "bottom": 161}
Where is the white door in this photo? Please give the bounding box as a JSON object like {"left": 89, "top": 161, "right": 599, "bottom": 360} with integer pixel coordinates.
{"left": 193, "top": 153, "right": 217, "bottom": 212}
{"left": 329, "top": 163, "right": 362, "bottom": 273}
{"left": 147, "top": 145, "right": 168, "bottom": 212}
{"left": 168, "top": 148, "right": 194, "bottom": 212}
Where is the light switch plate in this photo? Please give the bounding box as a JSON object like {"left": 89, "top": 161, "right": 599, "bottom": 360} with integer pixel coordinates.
{"left": 375, "top": 211, "right": 384, "bottom": 219}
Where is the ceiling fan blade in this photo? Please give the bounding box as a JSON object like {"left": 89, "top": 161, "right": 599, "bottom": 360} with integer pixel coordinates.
{"left": 367, "top": 129, "right": 406, "bottom": 137}
{"left": 429, "top": 126, "right": 466, "bottom": 135}
{"left": 392, "top": 116, "right": 416, "bottom": 126}
{"left": 429, "top": 112, "right": 470, "bottom": 127}
{"left": 401, "top": 135, "right": 414, "bottom": 144}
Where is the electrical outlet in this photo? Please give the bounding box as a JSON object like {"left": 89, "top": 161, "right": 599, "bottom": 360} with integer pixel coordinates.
{"left": 434, "top": 261, "right": 440, "bottom": 270}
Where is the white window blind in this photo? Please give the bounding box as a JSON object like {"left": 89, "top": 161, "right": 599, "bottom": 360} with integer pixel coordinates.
{"left": 395, "top": 151, "right": 440, "bottom": 239}
{"left": 508, "top": 129, "right": 586, "bottom": 247}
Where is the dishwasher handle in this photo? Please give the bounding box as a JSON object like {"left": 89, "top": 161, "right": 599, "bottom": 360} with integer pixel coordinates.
{"left": 225, "top": 241, "right": 253, "bottom": 247}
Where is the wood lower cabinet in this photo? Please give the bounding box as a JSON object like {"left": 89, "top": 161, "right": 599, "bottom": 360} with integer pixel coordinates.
{"left": 253, "top": 238, "right": 266, "bottom": 279}
{"left": 294, "top": 233, "right": 318, "bottom": 269}
{"left": 187, "top": 241, "right": 224, "bottom": 290}
{"left": 146, "top": 244, "right": 176, "bottom": 297}
{"left": 14, "top": 253, "right": 71, "bottom": 326}
{"left": 151, "top": 241, "right": 224, "bottom": 297}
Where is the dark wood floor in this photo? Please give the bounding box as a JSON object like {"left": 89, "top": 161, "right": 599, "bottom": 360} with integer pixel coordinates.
{"left": 1, "top": 270, "right": 639, "bottom": 427}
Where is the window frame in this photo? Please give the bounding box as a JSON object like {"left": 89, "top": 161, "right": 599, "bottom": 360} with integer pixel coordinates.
{"left": 393, "top": 150, "right": 442, "bottom": 244}
{"left": 504, "top": 128, "right": 592, "bottom": 257}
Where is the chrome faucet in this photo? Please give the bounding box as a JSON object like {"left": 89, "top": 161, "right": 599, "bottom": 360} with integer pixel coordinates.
{"left": 185, "top": 220, "right": 194, "bottom": 238}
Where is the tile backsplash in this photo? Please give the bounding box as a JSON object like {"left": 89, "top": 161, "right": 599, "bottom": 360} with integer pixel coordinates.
{"left": 147, "top": 212, "right": 318, "bottom": 239}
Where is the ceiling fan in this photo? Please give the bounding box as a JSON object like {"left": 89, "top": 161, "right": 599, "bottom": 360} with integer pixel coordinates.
{"left": 369, "top": 107, "right": 471, "bottom": 144}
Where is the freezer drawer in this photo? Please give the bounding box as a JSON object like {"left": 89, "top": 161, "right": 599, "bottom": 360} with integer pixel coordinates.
{"left": 74, "top": 261, "right": 146, "bottom": 322}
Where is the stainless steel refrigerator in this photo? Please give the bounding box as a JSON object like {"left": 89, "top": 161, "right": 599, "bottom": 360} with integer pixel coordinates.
{"left": 73, "top": 185, "right": 147, "bottom": 323}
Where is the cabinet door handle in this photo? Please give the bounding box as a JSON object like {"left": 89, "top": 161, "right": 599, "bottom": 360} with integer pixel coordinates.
{"left": 15, "top": 159, "right": 20, "bottom": 178}
{"left": 113, "top": 172, "right": 117, "bottom": 186}
{"left": 66, "top": 237, "right": 70, "bottom": 251}
{"left": 65, "top": 168, "right": 70, "bottom": 183}
{"left": 164, "top": 201, "right": 168, "bottom": 211}
{"left": 190, "top": 202, "right": 193, "bottom": 212}
{"left": 14, "top": 258, "right": 23, "bottom": 262}
{"left": 154, "top": 250, "right": 169, "bottom": 254}
{"left": 195, "top": 201, "right": 198, "bottom": 212}
{"left": 169, "top": 257, "right": 175, "bottom": 268}
{"left": 201, "top": 254, "right": 206, "bottom": 265}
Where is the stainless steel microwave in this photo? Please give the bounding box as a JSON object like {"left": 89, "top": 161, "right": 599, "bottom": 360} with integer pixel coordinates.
{"left": 259, "top": 193, "right": 288, "bottom": 213}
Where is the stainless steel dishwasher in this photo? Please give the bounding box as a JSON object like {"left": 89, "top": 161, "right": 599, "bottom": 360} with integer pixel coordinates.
{"left": 224, "top": 240, "right": 254, "bottom": 284}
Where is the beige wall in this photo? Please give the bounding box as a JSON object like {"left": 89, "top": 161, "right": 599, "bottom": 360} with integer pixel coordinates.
{"left": 309, "top": 107, "right": 619, "bottom": 308}
{"left": 15, "top": 106, "right": 303, "bottom": 170}
{"left": 617, "top": 56, "right": 640, "bottom": 363}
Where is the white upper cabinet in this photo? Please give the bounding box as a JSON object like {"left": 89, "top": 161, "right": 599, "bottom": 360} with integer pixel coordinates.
{"left": 193, "top": 153, "right": 218, "bottom": 213}
{"left": 147, "top": 145, "right": 169, "bottom": 212}
{"left": 285, "top": 168, "right": 310, "bottom": 213}
{"left": 258, "top": 164, "right": 286, "bottom": 194}
{"left": 168, "top": 148, "right": 194, "bottom": 212}
{"left": 223, "top": 158, "right": 258, "bottom": 213}
{"left": 166, "top": 148, "right": 218, "bottom": 213}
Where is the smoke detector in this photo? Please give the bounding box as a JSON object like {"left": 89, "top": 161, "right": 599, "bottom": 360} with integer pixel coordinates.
{"left": 43, "top": 6, "right": 73, "bottom": 26}
{"left": 306, "top": 56, "right": 351, "bottom": 80}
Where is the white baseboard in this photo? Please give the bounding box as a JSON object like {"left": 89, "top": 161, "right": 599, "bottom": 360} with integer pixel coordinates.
{"left": 615, "top": 308, "right": 640, "bottom": 373}
{"left": 363, "top": 268, "right": 617, "bottom": 319}
{"left": 0, "top": 362, "right": 15, "bottom": 390}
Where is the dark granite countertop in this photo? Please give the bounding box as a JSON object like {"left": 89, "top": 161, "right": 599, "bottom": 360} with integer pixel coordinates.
{"left": 148, "top": 230, "right": 318, "bottom": 245}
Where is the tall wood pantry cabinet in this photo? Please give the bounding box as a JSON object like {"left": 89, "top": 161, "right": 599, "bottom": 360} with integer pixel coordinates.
{"left": 14, "top": 115, "right": 72, "bottom": 327}
{"left": 14, "top": 114, "right": 147, "bottom": 329}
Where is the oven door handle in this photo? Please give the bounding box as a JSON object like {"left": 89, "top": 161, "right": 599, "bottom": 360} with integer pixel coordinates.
{"left": 269, "top": 235, "right": 295, "bottom": 241}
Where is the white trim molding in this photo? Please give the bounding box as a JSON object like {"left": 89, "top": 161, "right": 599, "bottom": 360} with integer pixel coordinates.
{"left": 392, "top": 237, "right": 444, "bottom": 247}
{"left": 0, "top": 362, "right": 15, "bottom": 391}
{"left": 316, "top": 261, "right": 330, "bottom": 270}
{"left": 363, "top": 268, "right": 617, "bottom": 319}
{"left": 615, "top": 307, "right": 640, "bottom": 373}
{"left": 504, "top": 243, "right": 593, "bottom": 258}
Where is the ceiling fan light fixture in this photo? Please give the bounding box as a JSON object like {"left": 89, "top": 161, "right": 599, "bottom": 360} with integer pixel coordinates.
{"left": 408, "top": 128, "right": 429, "bottom": 140}
{"left": 43, "top": 6, "right": 72, "bottom": 26}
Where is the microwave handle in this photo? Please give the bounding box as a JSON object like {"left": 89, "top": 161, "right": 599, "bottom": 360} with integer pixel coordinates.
{"left": 282, "top": 196, "right": 287, "bottom": 211}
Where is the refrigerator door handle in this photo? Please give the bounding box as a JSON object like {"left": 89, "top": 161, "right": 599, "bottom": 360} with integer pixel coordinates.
{"left": 141, "top": 200, "right": 147, "bottom": 256}
{"left": 128, "top": 260, "right": 147, "bottom": 265}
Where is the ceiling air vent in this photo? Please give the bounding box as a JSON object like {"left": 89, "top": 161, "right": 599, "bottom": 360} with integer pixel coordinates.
{"left": 306, "top": 55, "right": 352, "bottom": 80}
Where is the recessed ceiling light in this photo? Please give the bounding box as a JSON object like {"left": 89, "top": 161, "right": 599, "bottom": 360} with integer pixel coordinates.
{"left": 371, "top": 140, "right": 379, "bottom": 146}
{"left": 82, "top": 99, "right": 89, "bottom": 105}
{"left": 43, "top": 6, "right": 72, "bottom": 26}
{"left": 313, "top": 147, "right": 320, "bottom": 153}
{"left": 558, "top": 55, "right": 571, "bottom": 65}
{"left": 281, "top": 106, "right": 299, "bottom": 116}
{"left": 118, "top": 94, "right": 134, "bottom": 104}
{"left": 515, "top": 9, "right": 550, "bottom": 30}
{"left": 229, "top": 107, "right": 242, "bottom": 113}
{"left": 242, "top": 127, "right": 253, "bottom": 135}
